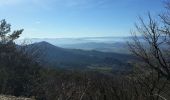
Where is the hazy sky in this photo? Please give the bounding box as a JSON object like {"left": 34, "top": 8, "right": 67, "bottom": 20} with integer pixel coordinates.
{"left": 0, "top": 0, "right": 165, "bottom": 38}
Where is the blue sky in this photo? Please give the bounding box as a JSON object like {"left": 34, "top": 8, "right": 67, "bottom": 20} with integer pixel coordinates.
{"left": 0, "top": 0, "right": 164, "bottom": 38}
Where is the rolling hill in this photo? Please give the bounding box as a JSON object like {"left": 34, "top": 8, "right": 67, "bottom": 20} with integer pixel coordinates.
{"left": 25, "top": 41, "right": 133, "bottom": 71}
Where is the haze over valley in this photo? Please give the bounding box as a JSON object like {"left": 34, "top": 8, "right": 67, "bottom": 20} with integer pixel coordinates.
{"left": 17, "top": 37, "right": 130, "bottom": 54}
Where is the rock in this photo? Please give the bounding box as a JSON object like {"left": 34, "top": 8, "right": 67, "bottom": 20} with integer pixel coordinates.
{"left": 0, "top": 95, "right": 35, "bottom": 100}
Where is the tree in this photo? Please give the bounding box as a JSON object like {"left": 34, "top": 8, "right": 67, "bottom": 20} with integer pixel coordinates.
{"left": 0, "top": 19, "right": 41, "bottom": 97}
{"left": 128, "top": 12, "right": 170, "bottom": 80}
{"left": 0, "top": 19, "right": 23, "bottom": 44}
{"left": 128, "top": 2, "right": 170, "bottom": 100}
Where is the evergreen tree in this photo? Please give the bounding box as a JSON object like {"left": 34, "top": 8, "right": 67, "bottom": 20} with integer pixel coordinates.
{"left": 0, "top": 19, "right": 41, "bottom": 97}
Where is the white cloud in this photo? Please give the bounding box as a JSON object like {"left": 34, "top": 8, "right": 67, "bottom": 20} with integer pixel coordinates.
{"left": 0, "top": 0, "right": 110, "bottom": 9}
{"left": 0, "top": 0, "right": 23, "bottom": 6}
{"left": 55, "top": 0, "right": 110, "bottom": 8}
{"left": 35, "top": 21, "right": 41, "bottom": 24}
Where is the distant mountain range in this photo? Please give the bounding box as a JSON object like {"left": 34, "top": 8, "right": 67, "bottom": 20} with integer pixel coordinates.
{"left": 25, "top": 41, "right": 134, "bottom": 72}
{"left": 18, "top": 37, "right": 132, "bottom": 45}
{"left": 61, "top": 42, "right": 129, "bottom": 54}
{"left": 17, "top": 37, "right": 132, "bottom": 54}
{"left": 18, "top": 36, "right": 166, "bottom": 54}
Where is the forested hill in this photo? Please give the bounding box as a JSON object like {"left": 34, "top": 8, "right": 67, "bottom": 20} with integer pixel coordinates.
{"left": 25, "top": 41, "right": 133, "bottom": 70}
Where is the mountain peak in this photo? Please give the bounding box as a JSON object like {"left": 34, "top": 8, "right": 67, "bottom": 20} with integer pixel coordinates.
{"left": 38, "top": 41, "right": 51, "bottom": 45}
{"left": 30, "top": 41, "right": 64, "bottom": 51}
{"left": 34, "top": 41, "right": 55, "bottom": 47}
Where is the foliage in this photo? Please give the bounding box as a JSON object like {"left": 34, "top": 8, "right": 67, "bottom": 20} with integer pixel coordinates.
{"left": 0, "top": 19, "right": 41, "bottom": 97}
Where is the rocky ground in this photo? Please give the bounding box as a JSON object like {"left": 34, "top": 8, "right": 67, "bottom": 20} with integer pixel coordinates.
{"left": 0, "top": 95, "right": 35, "bottom": 100}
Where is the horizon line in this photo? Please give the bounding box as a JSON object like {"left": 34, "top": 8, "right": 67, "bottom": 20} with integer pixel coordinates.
{"left": 18, "top": 36, "right": 133, "bottom": 39}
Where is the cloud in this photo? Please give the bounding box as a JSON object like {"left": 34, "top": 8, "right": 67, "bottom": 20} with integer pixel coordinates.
{"left": 0, "top": 0, "right": 23, "bottom": 6}
{"left": 0, "top": 0, "right": 110, "bottom": 9}
{"left": 35, "top": 21, "right": 41, "bottom": 24}
{"left": 55, "top": 0, "right": 110, "bottom": 8}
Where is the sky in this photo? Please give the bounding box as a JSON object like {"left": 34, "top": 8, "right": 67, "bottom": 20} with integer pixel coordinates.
{"left": 0, "top": 0, "right": 165, "bottom": 38}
